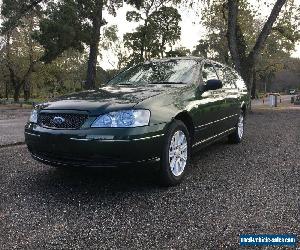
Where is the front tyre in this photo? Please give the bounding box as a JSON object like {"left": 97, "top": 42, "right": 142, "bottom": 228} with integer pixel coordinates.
{"left": 228, "top": 112, "right": 245, "bottom": 144}
{"left": 160, "top": 120, "right": 191, "bottom": 186}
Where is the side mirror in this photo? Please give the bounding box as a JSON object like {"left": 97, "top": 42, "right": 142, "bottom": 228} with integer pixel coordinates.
{"left": 203, "top": 79, "right": 223, "bottom": 91}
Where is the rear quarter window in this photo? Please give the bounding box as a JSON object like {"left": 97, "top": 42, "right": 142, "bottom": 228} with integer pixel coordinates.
{"left": 221, "top": 67, "right": 247, "bottom": 90}
{"left": 231, "top": 70, "right": 247, "bottom": 90}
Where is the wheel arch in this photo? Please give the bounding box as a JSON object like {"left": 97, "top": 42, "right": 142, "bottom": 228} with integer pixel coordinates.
{"left": 241, "top": 102, "right": 247, "bottom": 116}
{"left": 173, "top": 111, "right": 195, "bottom": 142}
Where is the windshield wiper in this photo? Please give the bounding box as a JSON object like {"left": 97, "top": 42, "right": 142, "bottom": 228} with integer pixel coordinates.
{"left": 148, "top": 81, "right": 186, "bottom": 85}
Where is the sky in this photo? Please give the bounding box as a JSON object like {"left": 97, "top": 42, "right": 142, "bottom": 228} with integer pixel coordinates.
{"left": 100, "top": 1, "right": 300, "bottom": 70}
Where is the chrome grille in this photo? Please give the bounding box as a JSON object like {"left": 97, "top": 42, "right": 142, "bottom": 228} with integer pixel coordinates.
{"left": 37, "top": 113, "right": 88, "bottom": 129}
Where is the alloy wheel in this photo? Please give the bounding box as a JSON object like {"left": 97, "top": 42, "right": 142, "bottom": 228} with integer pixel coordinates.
{"left": 237, "top": 114, "right": 244, "bottom": 139}
{"left": 169, "top": 130, "right": 188, "bottom": 176}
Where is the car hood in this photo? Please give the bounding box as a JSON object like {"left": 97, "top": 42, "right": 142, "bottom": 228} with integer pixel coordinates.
{"left": 39, "top": 84, "right": 179, "bottom": 114}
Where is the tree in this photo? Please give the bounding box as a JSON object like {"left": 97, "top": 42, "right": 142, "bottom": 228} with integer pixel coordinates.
{"left": 254, "top": 23, "right": 293, "bottom": 94}
{"left": 166, "top": 46, "right": 191, "bottom": 57}
{"left": 0, "top": 11, "right": 42, "bottom": 101}
{"left": 226, "top": 0, "right": 288, "bottom": 99}
{"left": 193, "top": 0, "right": 261, "bottom": 64}
{"left": 1, "top": 0, "right": 46, "bottom": 33}
{"left": 124, "top": 5, "right": 181, "bottom": 64}
{"left": 149, "top": 6, "right": 181, "bottom": 58}
{"left": 31, "top": 0, "right": 127, "bottom": 89}
{"left": 196, "top": 0, "right": 299, "bottom": 98}
{"left": 98, "top": 25, "right": 124, "bottom": 69}
{"left": 1, "top": 0, "right": 46, "bottom": 101}
{"left": 30, "top": 49, "right": 89, "bottom": 97}
{"left": 1, "top": 0, "right": 112, "bottom": 100}
{"left": 123, "top": 27, "right": 146, "bottom": 65}
{"left": 2, "top": 0, "right": 179, "bottom": 92}
{"left": 99, "top": 28, "right": 131, "bottom": 70}
{"left": 125, "top": 0, "right": 180, "bottom": 62}
{"left": 192, "top": 39, "right": 209, "bottom": 58}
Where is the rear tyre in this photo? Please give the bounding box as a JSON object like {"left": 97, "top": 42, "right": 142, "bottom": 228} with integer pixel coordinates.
{"left": 228, "top": 112, "right": 245, "bottom": 144}
{"left": 160, "top": 120, "right": 191, "bottom": 186}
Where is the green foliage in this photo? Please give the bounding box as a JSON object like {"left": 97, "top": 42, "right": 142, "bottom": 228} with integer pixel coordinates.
{"left": 0, "top": 0, "right": 114, "bottom": 99}
{"left": 100, "top": 25, "right": 119, "bottom": 51}
{"left": 1, "top": 0, "right": 298, "bottom": 99}
{"left": 123, "top": 27, "right": 145, "bottom": 65}
{"left": 194, "top": 0, "right": 258, "bottom": 63}
{"left": 1, "top": 0, "right": 43, "bottom": 33}
{"left": 0, "top": 10, "right": 44, "bottom": 101}
{"left": 196, "top": 0, "right": 299, "bottom": 86}
{"left": 32, "top": 0, "right": 124, "bottom": 63}
{"left": 126, "top": 11, "right": 142, "bottom": 22}
{"left": 33, "top": 0, "right": 88, "bottom": 63}
{"left": 149, "top": 6, "right": 181, "bottom": 57}
{"left": 166, "top": 47, "right": 191, "bottom": 57}
{"left": 124, "top": 4, "right": 182, "bottom": 65}
{"left": 30, "top": 0, "right": 124, "bottom": 88}
{"left": 192, "top": 39, "right": 209, "bottom": 58}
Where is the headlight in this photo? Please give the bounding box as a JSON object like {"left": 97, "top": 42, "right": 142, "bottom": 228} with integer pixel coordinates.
{"left": 29, "top": 109, "right": 38, "bottom": 123}
{"left": 91, "top": 110, "right": 150, "bottom": 128}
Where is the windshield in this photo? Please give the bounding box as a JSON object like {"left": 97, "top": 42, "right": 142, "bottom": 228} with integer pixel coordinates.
{"left": 108, "top": 59, "right": 198, "bottom": 85}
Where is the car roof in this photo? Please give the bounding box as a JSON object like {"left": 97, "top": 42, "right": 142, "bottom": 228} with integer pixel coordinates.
{"left": 142, "top": 56, "right": 241, "bottom": 77}
{"left": 147, "top": 56, "right": 204, "bottom": 63}
{"left": 146, "top": 57, "right": 231, "bottom": 68}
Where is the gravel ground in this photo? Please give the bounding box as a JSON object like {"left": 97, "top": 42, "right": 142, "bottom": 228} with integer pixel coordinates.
{"left": 0, "top": 108, "right": 30, "bottom": 146}
{"left": 0, "top": 109, "right": 299, "bottom": 249}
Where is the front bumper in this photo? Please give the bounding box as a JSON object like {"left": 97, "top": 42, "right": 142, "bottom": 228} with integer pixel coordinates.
{"left": 25, "top": 122, "right": 167, "bottom": 167}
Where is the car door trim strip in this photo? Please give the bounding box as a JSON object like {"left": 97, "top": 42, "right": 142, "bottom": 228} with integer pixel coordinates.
{"left": 192, "top": 127, "right": 235, "bottom": 147}
{"left": 195, "top": 113, "right": 238, "bottom": 129}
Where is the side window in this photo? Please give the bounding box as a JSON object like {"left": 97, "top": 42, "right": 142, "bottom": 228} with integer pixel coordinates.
{"left": 215, "top": 65, "right": 238, "bottom": 89}
{"left": 214, "top": 64, "right": 225, "bottom": 81}
{"left": 223, "top": 68, "right": 237, "bottom": 89}
{"left": 215, "top": 64, "right": 236, "bottom": 89}
{"left": 202, "top": 63, "right": 218, "bottom": 82}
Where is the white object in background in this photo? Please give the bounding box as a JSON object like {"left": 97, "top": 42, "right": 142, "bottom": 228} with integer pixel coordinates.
{"left": 269, "top": 95, "right": 275, "bottom": 107}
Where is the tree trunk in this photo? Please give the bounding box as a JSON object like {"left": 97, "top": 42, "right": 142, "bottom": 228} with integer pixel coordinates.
{"left": 140, "top": 4, "right": 153, "bottom": 62}
{"left": 227, "top": 0, "right": 242, "bottom": 74}
{"left": 5, "top": 19, "right": 38, "bottom": 102}
{"left": 241, "top": 63, "right": 254, "bottom": 109}
{"left": 226, "top": 0, "right": 287, "bottom": 110}
{"left": 160, "top": 38, "right": 165, "bottom": 58}
{"left": 86, "top": 2, "right": 103, "bottom": 90}
{"left": 248, "top": 0, "right": 287, "bottom": 64}
{"left": 86, "top": 41, "right": 100, "bottom": 89}
{"left": 251, "top": 70, "right": 257, "bottom": 99}
{"left": 140, "top": 20, "right": 148, "bottom": 62}
{"left": 140, "top": 31, "right": 145, "bottom": 61}
{"left": 13, "top": 84, "right": 21, "bottom": 102}
{"left": 23, "top": 15, "right": 34, "bottom": 101}
{"left": 24, "top": 81, "right": 30, "bottom": 101}
{"left": 5, "top": 80, "right": 9, "bottom": 100}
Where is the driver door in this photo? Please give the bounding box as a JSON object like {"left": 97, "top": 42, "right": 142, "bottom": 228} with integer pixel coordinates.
{"left": 191, "top": 61, "right": 226, "bottom": 143}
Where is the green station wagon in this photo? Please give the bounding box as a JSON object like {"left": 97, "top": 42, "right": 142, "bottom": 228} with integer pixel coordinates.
{"left": 25, "top": 57, "right": 249, "bottom": 185}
